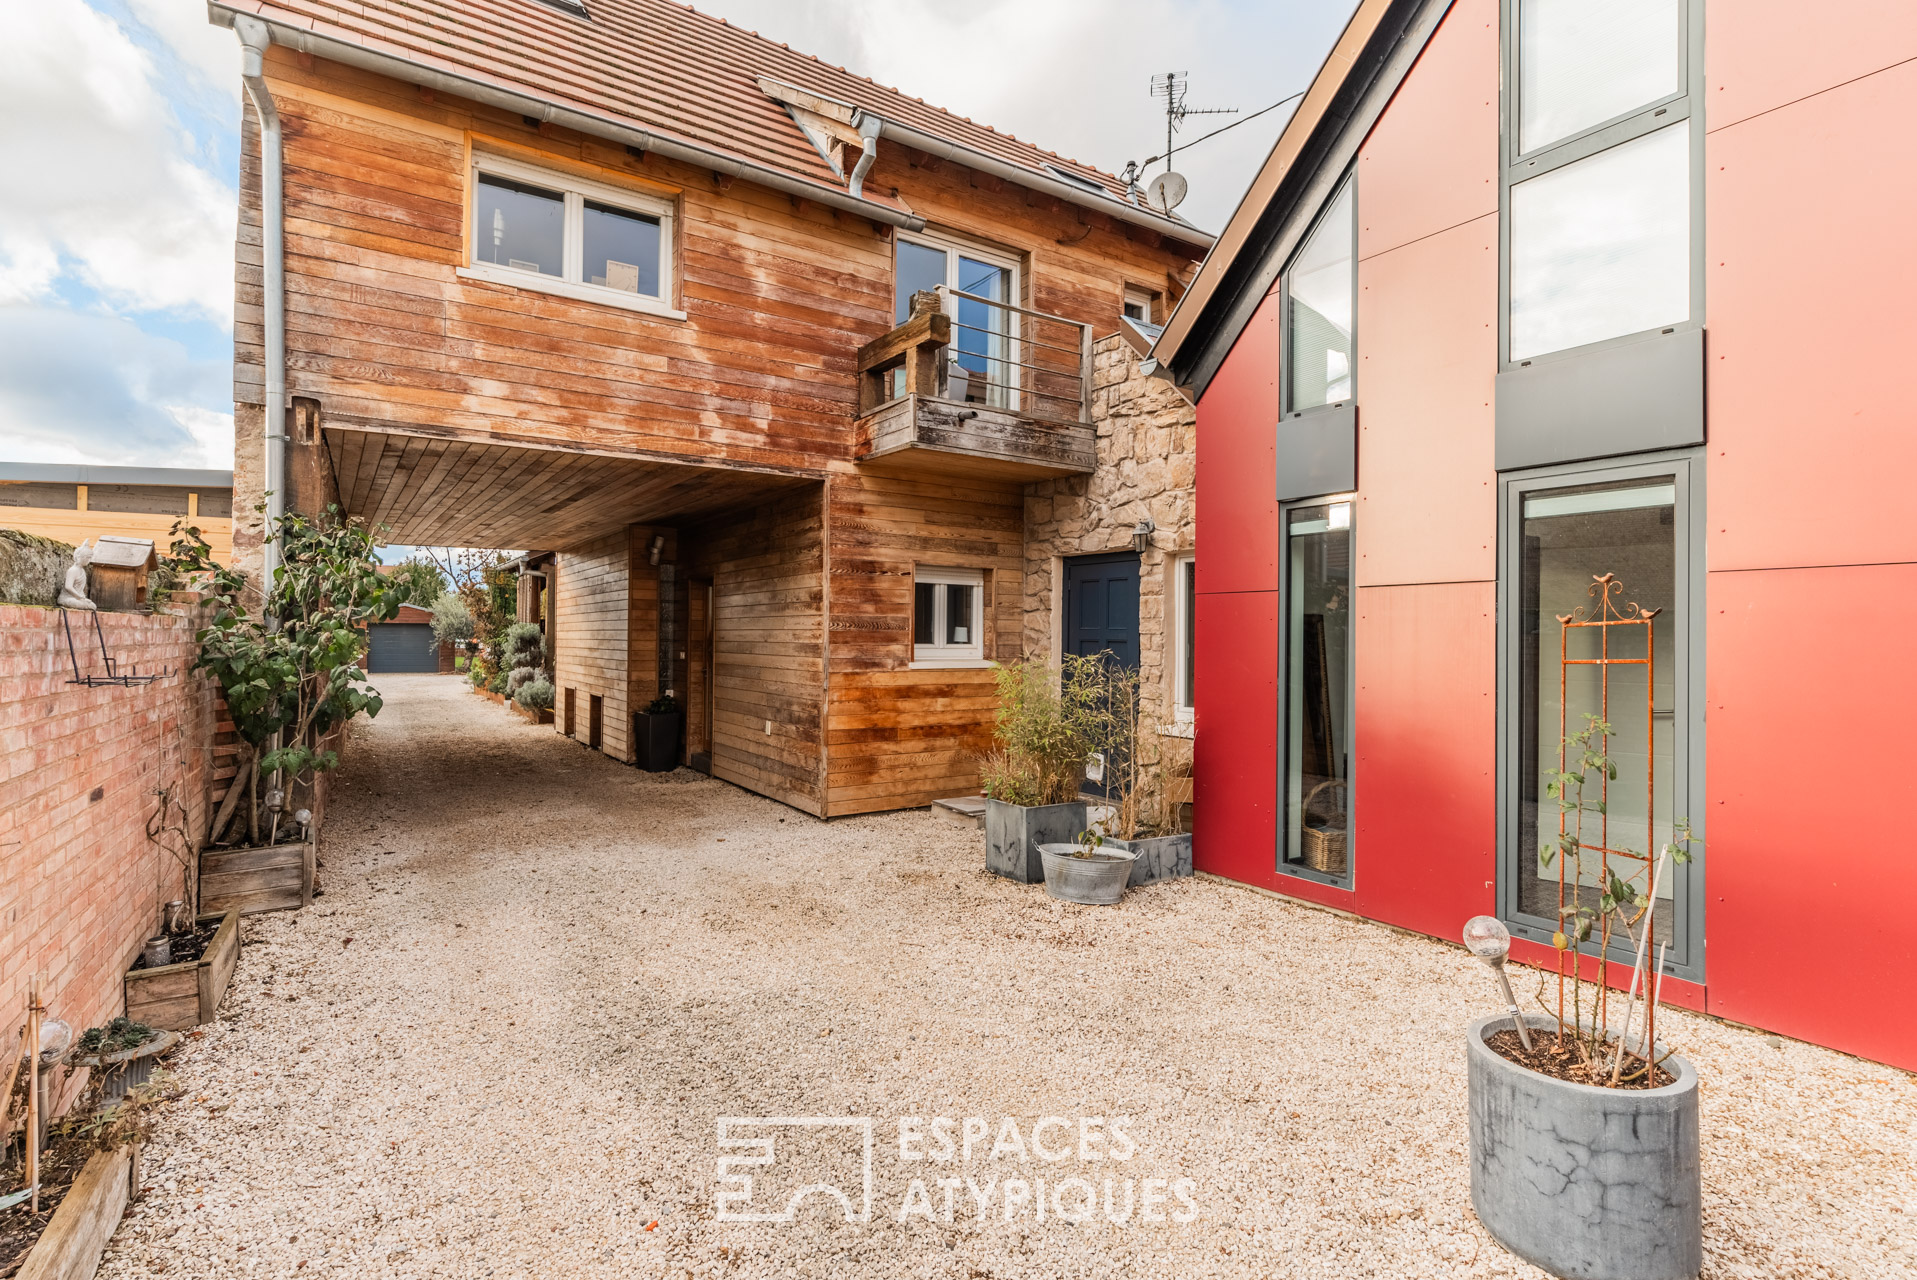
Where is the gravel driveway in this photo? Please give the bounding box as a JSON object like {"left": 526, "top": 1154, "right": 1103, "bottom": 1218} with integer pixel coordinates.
{"left": 100, "top": 675, "right": 1915, "bottom": 1279}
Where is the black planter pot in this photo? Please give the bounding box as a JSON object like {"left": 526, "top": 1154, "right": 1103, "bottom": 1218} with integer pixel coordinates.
{"left": 635, "top": 711, "right": 683, "bottom": 772}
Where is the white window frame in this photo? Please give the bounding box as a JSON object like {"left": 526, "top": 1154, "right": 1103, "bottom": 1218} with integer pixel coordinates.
{"left": 896, "top": 230, "right": 1022, "bottom": 411}
{"left": 1123, "top": 286, "right": 1155, "bottom": 325}
{"left": 459, "top": 153, "right": 684, "bottom": 320}
{"left": 910, "top": 565, "right": 987, "bottom": 667}
{"left": 1171, "top": 553, "right": 1196, "bottom": 725}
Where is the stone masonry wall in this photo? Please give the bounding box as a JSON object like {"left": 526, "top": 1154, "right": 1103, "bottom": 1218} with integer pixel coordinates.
{"left": 0, "top": 604, "right": 221, "bottom": 1112}
{"left": 1022, "top": 333, "right": 1196, "bottom": 724}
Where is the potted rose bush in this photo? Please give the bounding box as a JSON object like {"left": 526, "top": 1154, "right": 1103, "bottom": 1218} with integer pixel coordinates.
{"left": 1464, "top": 718, "right": 1701, "bottom": 1280}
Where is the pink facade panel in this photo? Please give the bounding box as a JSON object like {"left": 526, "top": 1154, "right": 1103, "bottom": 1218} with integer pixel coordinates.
{"left": 1706, "top": 0, "right": 1917, "bottom": 130}
{"left": 1194, "top": 291, "right": 1283, "bottom": 596}
{"left": 1705, "top": 563, "right": 1917, "bottom": 1069}
{"left": 1706, "top": 57, "right": 1917, "bottom": 571}
{"left": 1350, "top": 581, "right": 1497, "bottom": 937}
{"left": 1356, "top": 0, "right": 1499, "bottom": 260}
{"left": 1353, "top": 215, "right": 1499, "bottom": 588}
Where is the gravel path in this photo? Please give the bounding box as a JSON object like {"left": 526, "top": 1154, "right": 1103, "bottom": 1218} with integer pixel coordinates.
{"left": 99, "top": 675, "right": 1916, "bottom": 1279}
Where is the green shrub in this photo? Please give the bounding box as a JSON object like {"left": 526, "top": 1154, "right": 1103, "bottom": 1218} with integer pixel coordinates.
{"left": 431, "top": 593, "right": 475, "bottom": 646}
{"left": 514, "top": 677, "right": 555, "bottom": 711}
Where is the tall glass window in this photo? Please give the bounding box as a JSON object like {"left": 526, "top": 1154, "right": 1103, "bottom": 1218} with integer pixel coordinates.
{"left": 1503, "top": 0, "right": 1696, "bottom": 364}
{"left": 1285, "top": 179, "right": 1355, "bottom": 412}
{"left": 1503, "top": 460, "right": 1702, "bottom": 978}
{"left": 1282, "top": 501, "right": 1353, "bottom": 881}
{"left": 893, "top": 236, "right": 1020, "bottom": 408}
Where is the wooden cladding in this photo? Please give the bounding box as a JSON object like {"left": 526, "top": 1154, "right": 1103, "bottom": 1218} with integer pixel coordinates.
{"left": 554, "top": 531, "right": 631, "bottom": 762}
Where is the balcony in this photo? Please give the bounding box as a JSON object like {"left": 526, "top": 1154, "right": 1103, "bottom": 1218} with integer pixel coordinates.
{"left": 853, "top": 288, "right": 1096, "bottom": 481}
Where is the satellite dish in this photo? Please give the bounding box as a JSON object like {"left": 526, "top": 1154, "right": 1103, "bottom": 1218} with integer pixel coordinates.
{"left": 1146, "top": 170, "right": 1188, "bottom": 214}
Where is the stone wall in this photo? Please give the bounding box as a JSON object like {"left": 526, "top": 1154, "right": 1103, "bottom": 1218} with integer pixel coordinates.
{"left": 1022, "top": 333, "right": 1196, "bottom": 723}
{"left": 0, "top": 529, "right": 73, "bottom": 607}
{"left": 0, "top": 604, "right": 222, "bottom": 1111}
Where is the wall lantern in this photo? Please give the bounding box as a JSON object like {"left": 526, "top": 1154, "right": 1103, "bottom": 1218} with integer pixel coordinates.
{"left": 1131, "top": 518, "right": 1156, "bottom": 553}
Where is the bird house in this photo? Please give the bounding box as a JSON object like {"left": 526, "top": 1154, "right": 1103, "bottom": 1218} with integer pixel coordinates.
{"left": 87, "top": 535, "right": 157, "bottom": 612}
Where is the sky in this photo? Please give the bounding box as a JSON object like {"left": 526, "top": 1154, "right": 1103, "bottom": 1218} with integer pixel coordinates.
{"left": 0, "top": 0, "right": 1355, "bottom": 473}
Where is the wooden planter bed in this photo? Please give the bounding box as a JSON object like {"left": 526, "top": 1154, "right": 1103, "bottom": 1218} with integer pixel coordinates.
{"left": 123, "top": 910, "right": 240, "bottom": 1031}
{"left": 5, "top": 1143, "right": 137, "bottom": 1280}
{"left": 474, "top": 687, "right": 505, "bottom": 704}
{"left": 199, "top": 841, "right": 313, "bottom": 917}
{"left": 509, "top": 701, "right": 554, "bottom": 724}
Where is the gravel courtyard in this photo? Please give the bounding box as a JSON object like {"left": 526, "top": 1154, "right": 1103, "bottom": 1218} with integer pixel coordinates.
{"left": 100, "top": 675, "right": 1915, "bottom": 1280}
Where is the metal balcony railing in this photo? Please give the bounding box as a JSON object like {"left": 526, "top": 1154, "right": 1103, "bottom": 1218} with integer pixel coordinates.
{"left": 856, "top": 288, "right": 1093, "bottom": 425}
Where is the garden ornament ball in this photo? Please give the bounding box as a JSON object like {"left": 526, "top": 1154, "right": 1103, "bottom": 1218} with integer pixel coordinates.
{"left": 1463, "top": 915, "right": 1533, "bottom": 1051}
{"left": 37, "top": 1017, "right": 72, "bottom": 1063}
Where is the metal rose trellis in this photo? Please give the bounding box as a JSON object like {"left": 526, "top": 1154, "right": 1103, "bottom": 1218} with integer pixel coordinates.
{"left": 1542, "top": 573, "right": 1694, "bottom": 1082}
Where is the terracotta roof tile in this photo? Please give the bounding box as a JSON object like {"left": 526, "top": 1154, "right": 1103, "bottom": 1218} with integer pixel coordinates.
{"left": 229, "top": 0, "right": 1149, "bottom": 207}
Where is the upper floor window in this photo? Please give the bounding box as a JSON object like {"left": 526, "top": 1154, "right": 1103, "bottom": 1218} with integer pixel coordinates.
{"left": 1284, "top": 177, "right": 1355, "bottom": 414}
{"left": 463, "top": 155, "right": 681, "bottom": 320}
{"left": 1123, "top": 287, "right": 1155, "bottom": 325}
{"left": 1504, "top": 0, "right": 1696, "bottom": 363}
{"left": 893, "top": 232, "right": 1021, "bottom": 410}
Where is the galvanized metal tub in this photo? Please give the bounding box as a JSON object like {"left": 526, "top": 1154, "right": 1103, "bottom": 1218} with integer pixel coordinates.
{"left": 1037, "top": 843, "right": 1136, "bottom": 905}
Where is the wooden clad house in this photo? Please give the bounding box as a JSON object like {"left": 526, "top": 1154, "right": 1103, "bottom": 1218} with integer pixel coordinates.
{"left": 211, "top": 0, "right": 1209, "bottom": 815}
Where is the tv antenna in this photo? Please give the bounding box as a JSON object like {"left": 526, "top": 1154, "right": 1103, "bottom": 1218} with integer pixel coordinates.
{"left": 1149, "top": 71, "right": 1236, "bottom": 176}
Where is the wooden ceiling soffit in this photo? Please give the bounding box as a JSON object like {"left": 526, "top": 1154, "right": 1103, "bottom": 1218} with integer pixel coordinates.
{"left": 322, "top": 428, "right": 817, "bottom": 550}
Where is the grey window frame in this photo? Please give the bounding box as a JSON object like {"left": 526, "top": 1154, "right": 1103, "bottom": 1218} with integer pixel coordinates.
{"left": 1494, "top": 448, "right": 1707, "bottom": 983}
{"left": 1275, "top": 495, "right": 1357, "bottom": 890}
{"left": 1275, "top": 170, "right": 1359, "bottom": 502}
{"left": 1497, "top": 0, "right": 1707, "bottom": 374}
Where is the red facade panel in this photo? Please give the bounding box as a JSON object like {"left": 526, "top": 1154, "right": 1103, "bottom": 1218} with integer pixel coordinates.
{"left": 1353, "top": 215, "right": 1499, "bottom": 588}
{"left": 1356, "top": 0, "right": 1499, "bottom": 260}
{"left": 1705, "top": 58, "right": 1917, "bottom": 572}
{"left": 1194, "top": 293, "right": 1282, "bottom": 596}
{"left": 1704, "top": 563, "right": 1917, "bottom": 1068}
{"left": 1191, "top": 589, "right": 1277, "bottom": 885}
{"left": 1350, "top": 581, "right": 1497, "bottom": 936}
{"left": 1706, "top": 0, "right": 1917, "bottom": 131}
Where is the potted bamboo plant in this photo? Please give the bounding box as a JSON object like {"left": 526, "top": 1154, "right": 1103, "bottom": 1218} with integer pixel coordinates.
{"left": 161, "top": 509, "right": 412, "bottom": 915}
{"left": 1464, "top": 716, "right": 1702, "bottom": 1280}
{"left": 979, "top": 659, "right": 1089, "bottom": 883}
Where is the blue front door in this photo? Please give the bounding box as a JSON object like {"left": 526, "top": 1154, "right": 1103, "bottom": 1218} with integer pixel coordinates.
{"left": 1063, "top": 552, "right": 1140, "bottom": 667}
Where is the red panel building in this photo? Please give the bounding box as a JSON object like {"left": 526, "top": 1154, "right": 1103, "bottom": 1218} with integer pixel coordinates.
{"left": 1151, "top": 0, "right": 1917, "bottom": 1069}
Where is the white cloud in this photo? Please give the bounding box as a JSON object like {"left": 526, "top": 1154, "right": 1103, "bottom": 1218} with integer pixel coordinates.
{"left": 695, "top": 0, "right": 1355, "bottom": 232}
{"left": 0, "top": 306, "right": 231, "bottom": 467}
{"left": 0, "top": 0, "right": 237, "bottom": 320}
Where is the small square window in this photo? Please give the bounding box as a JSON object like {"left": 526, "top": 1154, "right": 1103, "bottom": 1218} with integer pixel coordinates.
{"left": 912, "top": 567, "right": 985, "bottom": 663}
{"left": 1123, "top": 287, "right": 1156, "bottom": 324}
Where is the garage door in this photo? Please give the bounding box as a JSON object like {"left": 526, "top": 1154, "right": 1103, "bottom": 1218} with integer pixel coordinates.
{"left": 367, "top": 623, "right": 439, "bottom": 673}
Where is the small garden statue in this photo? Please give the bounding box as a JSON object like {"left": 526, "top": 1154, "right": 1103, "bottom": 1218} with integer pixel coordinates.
{"left": 58, "top": 541, "right": 96, "bottom": 610}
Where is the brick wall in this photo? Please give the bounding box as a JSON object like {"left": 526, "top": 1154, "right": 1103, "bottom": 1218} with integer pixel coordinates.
{"left": 0, "top": 604, "right": 222, "bottom": 1105}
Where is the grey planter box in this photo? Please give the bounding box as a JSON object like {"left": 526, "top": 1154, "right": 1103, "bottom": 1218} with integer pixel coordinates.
{"left": 1468, "top": 1013, "right": 1701, "bottom": 1280}
{"left": 1097, "top": 832, "right": 1192, "bottom": 886}
{"left": 984, "top": 798, "right": 1086, "bottom": 883}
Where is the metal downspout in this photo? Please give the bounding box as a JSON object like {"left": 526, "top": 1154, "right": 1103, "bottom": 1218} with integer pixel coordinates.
{"left": 234, "top": 15, "right": 284, "bottom": 593}
{"left": 848, "top": 116, "right": 880, "bottom": 199}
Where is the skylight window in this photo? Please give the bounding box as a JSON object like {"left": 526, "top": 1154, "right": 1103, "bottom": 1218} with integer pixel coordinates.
{"left": 531, "top": 0, "right": 589, "bottom": 17}
{"left": 1045, "top": 164, "right": 1109, "bottom": 195}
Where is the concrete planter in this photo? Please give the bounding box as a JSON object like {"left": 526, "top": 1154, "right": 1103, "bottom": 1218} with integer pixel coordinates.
{"left": 1037, "top": 843, "right": 1136, "bottom": 905}
{"left": 984, "top": 798, "right": 1086, "bottom": 883}
{"left": 1096, "top": 832, "right": 1192, "bottom": 886}
{"left": 1468, "top": 1014, "right": 1701, "bottom": 1280}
